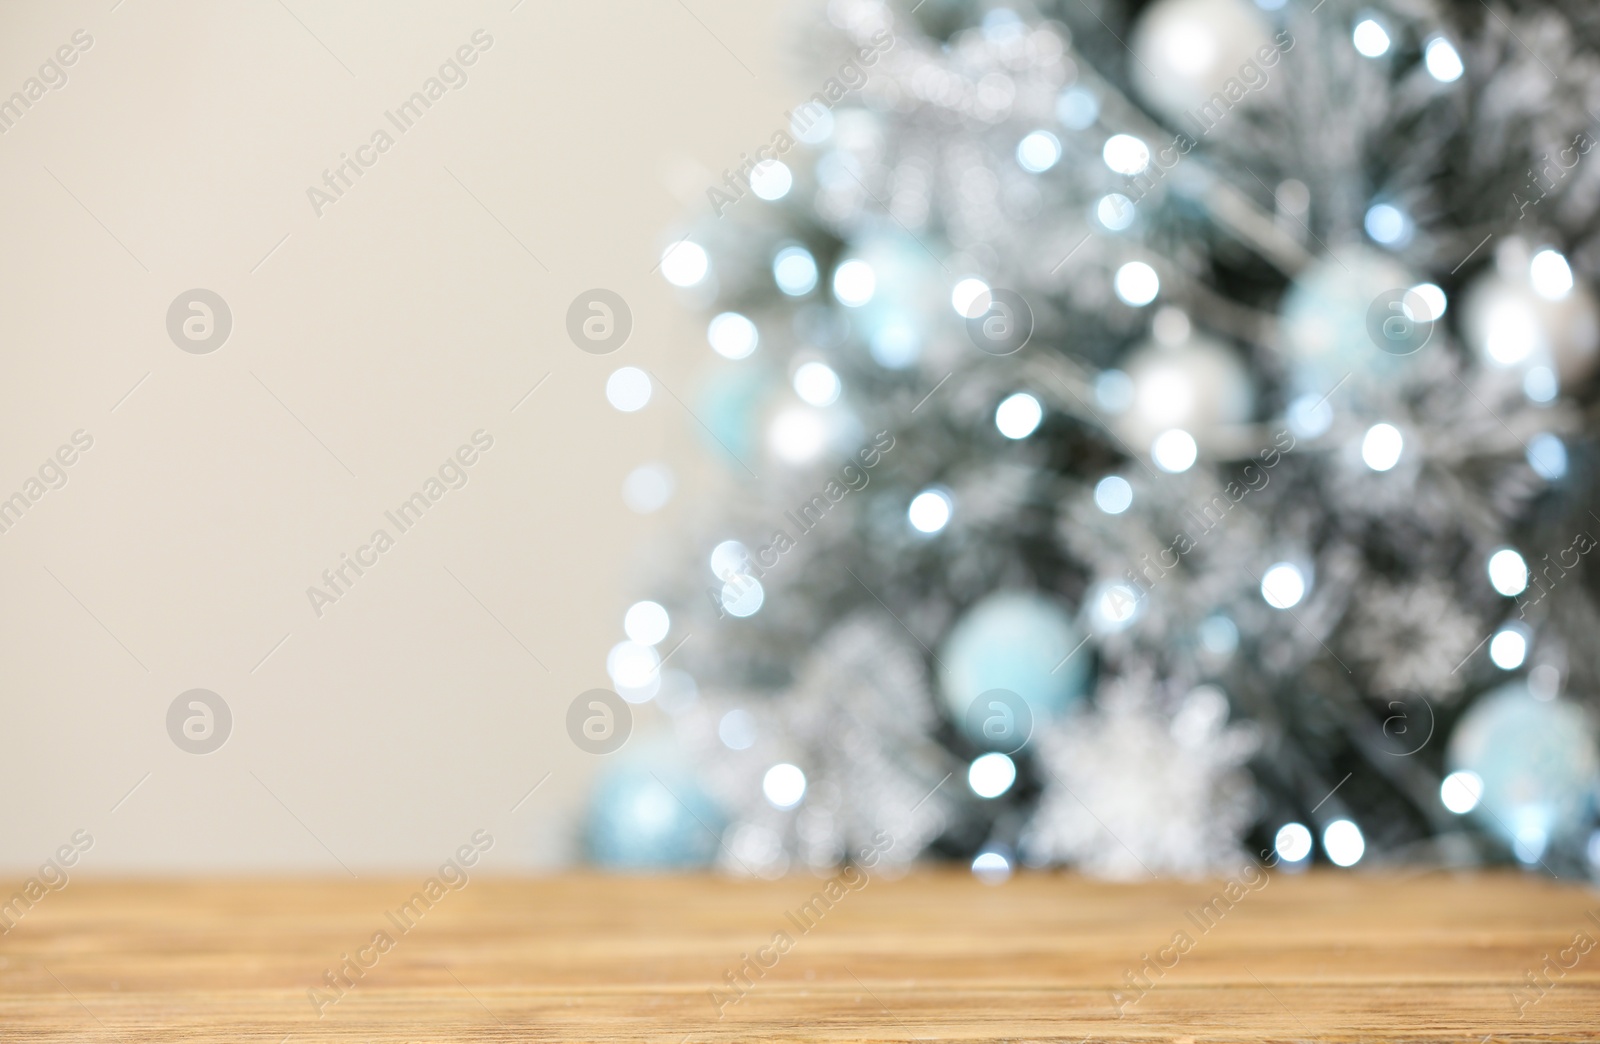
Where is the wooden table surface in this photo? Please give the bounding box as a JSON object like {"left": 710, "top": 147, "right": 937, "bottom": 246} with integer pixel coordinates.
{"left": 0, "top": 870, "right": 1596, "bottom": 1042}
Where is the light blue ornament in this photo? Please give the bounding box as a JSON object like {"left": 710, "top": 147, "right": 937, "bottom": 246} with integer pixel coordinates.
{"left": 1447, "top": 682, "right": 1599, "bottom": 861}
{"left": 584, "top": 744, "right": 724, "bottom": 870}
{"left": 939, "top": 591, "right": 1091, "bottom": 749}
{"left": 1280, "top": 247, "right": 1423, "bottom": 398}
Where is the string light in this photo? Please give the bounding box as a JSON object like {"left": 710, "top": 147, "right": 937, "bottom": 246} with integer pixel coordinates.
{"left": 1274, "top": 822, "right": 1313, "bottom": 862}
{"left": 1352, "top": 18, "right": 1390, "bottom": 58}
{"left": 1364, "top": 203, "right": 1409, "bottom": 245}
{"left": 1424, "top": 37, "right": 1464, "bottom": 82}
{"left": 994, "top": 393, "right": 1043, "bottom": 438}
{"left": 832, "top": 259, "right": 876, "bottom": 307}
{"left": 909, "top": 489, "right": 953, "bottom": 533}
{"left": 1487, "top": 549, "right": 1528, "bottom": 596}
{"left": 1527, "top": 434, "right": 1568, "bottom": 480}
{"left": 1324, "top": 819, "right": 1365, "bottom": 866}
{"left": 1530, "top": 249, "right": 1575, "bottom": 300}
{"left": 659, "top": 240, "right": 709, "bottom": 286}
{"left": 968, "top": 752, "right": 1016, "bottom": 798}
{"left": 1102, "top": 134, "right": 1150, "bottom": 175}
{"left": 1114, "top": 262, "right": 1160, "bottom": 306}
{"left": 708, "top": 312, "right": 759, "bottom": 359}
{"left": 605, "top": 367, "right": 651, "bottom": 412}
{"left": 750, "top": 159, "right": 793, "bottom": 201}
{"left": 1261, "top": 562, "right": 1307, "bottom": 609}
{"left": 773, "top": 246, "right": 819, "bottom": 296}
{"left": 1097, "top": 193, "right": 1136, "bottom": 231}
{"left": 971, "top": 847, "right": 1013, "bottom": 883}
{"left": 1094, "top": 475, "right": 1133, "bottom": 514}
{"left": 623, "top": 601, "right": 670, "bottom": 646}
{"left": 1489, "top": 626, "right": 1528, "bottom": 670}
{"left": 952, "top": 277, "right": 991, "bottom": 318}
{"left": 1440, "top": 770, "right": 1483, "bottom": 814}
{"left": 1361, "top": 423, "right": 1403, "bottom": 471}
{"left": 762, "top": 763, "right": 807, "bottom": 809}
{"left": 1151, "top": 428, "right": 1196, "bottom": 472}
{"left": 793, "top": 362, "right": 842, "bottom": 407}
{"left": 1056, "top": 87, "right": 1098, "bottom": 129}
{"left": 1017, "top": 130, "right": 1062, "bottom": 173}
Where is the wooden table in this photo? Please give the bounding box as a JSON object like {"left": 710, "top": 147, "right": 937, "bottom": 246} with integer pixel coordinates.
{"left": 0, "top": 871, "right": 1595, "bottom": 1041}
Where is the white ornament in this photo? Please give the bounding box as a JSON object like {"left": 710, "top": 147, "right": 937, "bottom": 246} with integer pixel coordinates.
{"left": 1130, "top": 0, "right": 1276, "bottom": 128}
{"left": 1114, "top": 332, "right": 1253, "bottom": 455}
{"left": 1461, "top": 239, "right": 1599, "bottom": 383}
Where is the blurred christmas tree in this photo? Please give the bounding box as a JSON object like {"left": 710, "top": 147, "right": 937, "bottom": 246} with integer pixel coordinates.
{"left": 598, "top": 0, "right": 1600, "bottom": 879}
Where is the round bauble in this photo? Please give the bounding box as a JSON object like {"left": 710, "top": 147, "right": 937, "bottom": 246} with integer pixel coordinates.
{"left": 939, "top": 591, "right": 1091, "bottom": 750}
{"left": 584, "top": 743, "right": 724, "bottom": 870}
{"left": 1280, "top": 247, "right": 1425, "bottom": 396}
{"left": 1130, "top": 0, "right": 1275, "bottom": 127}
{"left": 1460, "top": 240, "right": 1599, "bottom": 385}
{"left": 1114, "top": 332, "right": 1253, "bottom": 456}
{"left": 1447, "top": 682, "right": 1598, "bottom": 859}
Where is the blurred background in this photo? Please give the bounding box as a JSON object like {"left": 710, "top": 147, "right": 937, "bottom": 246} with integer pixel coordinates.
{"left": 0, "top": 0, "right": 781, "bottom": 872}
{"left": 5, "top": 0, "right": 1600, "bottom": 884}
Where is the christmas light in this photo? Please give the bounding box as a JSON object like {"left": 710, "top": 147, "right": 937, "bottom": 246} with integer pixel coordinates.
{"left": 749, "top": 159, "right": 793, "bottom": 201}
{"left": 1094, "top": 475, "right": 1133, "bottom": 514}
{"left": 1487, "top": 549, "right": 1529, "bottom": 596}
{"left": 968, "top": 752, "right": 1017, "bottom": 798}
{"left": 1114, "top": 261, "right": 1160, "bottom": 306}
{"left": 709, "top": 540, "right": 749, "bottom": 579}
{"left": 605, "top": 367, "right": 652, "bottom": 412}
{"left": 1440, "top": 770, "right": 1483, "bottom": 814}
{"left": 1352, "top": 18, "right": 1390, "bottom": 58}
{"left": 708, "top": 312, "right": 759, "bottom": 359}
{"left": 1364, "top": 203, "right": 1409, "bottom": 245}
{"left": 773, "top": 246, "right": 818, "bottom": 296}
{"left": 1361, "top": 423, "right": 1403, "bottom": 471}
{"left": 721, "top": 576, "right": 765, "bottom": 618}
{"left": 1287, "top": 393, "right": 1333, "bottom": 438}
{"left": 793, "top": 362, "right": 842, "bottom": 407}
{"left": 1527, "top": 434, "right": 1568, "bottom": 480}
{"left": 1150, "top": 428, "right": 1196, "bottom": 472}
{"left": 1406, "top": 282, "right": 1447, "bottom": 321}
{"left": 1274, "top": 822, "right": 1313, "bottom": 862}
{"left": 1102, "top": 134, "right": 1150, "bottom": 175}
{"left": 1017, "top": 130, "right": 1062, "bottom": 173}
{"left": 909, "top": 489, "right": 953, "bottom": 533}
{"left": 1424, "top": 37, "right": 1464, "bottom": 82}
{"left": 832, "top": 259, "right": 876, "bottom": 307}
{"left": 1530, "top": 249, "right": 1574, "bottom": 300}
{"left": 1323, "top": 819, "right": 1365, "bottom": 866}
{"left": 995, "top": 393, "right": 1043, "bottom": 439}
{"left": 1261, "top": 563, "right": 1307, "bottom": 609}
{"left": 762, "top": 763, "right": 807, "bottom": 809}
{"left": 952, "top": 277, "right": 991, "bottom": 318}
{"left": 769, "top": 407, "right": 828, "bottom": 464}
{"left": 718, "top": 708, "right": 755, "bottom": 750}
{"left": 1056, "top": 86, "right": 1098, "bottom": 129}
{"left": 624, "top": 601, "right": 670, "bottom": 646}
{"left": 606, "top": 640, "right": 660, "bottom": 689}
{"left": 1097, "top": 193, "right": 1135, "bottom": 231}
{"left": 1489, "top": 627, "right": 1527, "bottom": 670}
{"left": 659, "top": 240, "right": 709, "bottom": 287}
{"left": 971, "top": 847, "right": 1013, "bottom": 883}
{"left": 1524, "top": 366, "right": 1559, "bottom": 403}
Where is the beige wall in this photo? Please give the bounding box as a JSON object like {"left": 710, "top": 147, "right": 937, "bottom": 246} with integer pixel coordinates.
{"left": 0, "top": 0, "right": 793, "bottom": 872}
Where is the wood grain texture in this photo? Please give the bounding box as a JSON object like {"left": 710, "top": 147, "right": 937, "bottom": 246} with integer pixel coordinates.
{"left": 0, "top": 871, "right": 1596, "bottom": 1042}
